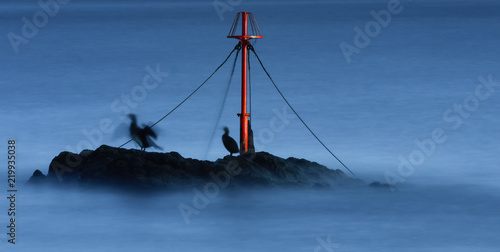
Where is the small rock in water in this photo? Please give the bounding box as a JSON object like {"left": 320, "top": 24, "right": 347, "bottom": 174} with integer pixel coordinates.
{"left": 369, "top": 181, "right": 395, "bottom": 191}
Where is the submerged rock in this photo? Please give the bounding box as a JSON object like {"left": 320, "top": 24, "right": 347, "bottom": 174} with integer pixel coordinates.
{"left": 27, "top": 145, "right": 364, "bottom": 191}
{"left": 369, "top": 181, "right": 395, "bottom": 191}
{"left": 25, "top": 169, "right": 46, "bottom": 185}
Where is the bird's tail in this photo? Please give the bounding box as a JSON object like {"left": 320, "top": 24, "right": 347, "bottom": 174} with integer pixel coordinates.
{"left": 146, "top": 136, "right": 163, "bottom": 150}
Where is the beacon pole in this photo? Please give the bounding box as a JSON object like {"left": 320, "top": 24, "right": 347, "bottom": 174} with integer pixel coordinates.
{"left": 227, "top": 12, "right": 262, "bottom": 155}
{"left": 240, "top": 13, "right": 249, "bottom": 154}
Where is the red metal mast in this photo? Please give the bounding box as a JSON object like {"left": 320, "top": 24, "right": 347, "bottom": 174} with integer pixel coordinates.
{"left": 227, "top": 12, "right": 262, "bottom": 154}
{"left": 240, "top": 14, "right": 249, "bottom": 154}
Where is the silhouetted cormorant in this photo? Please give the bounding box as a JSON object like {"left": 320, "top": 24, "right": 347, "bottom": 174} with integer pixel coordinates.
{"left": 222, "top": 127, "right": 239, "bottom": 156}
{"left": 128, "top": 114, "right": 162, "bottom": 151}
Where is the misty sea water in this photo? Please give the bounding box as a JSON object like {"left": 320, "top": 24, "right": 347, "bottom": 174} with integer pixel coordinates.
{"left": 0, "top": 0, "right": 499, "bottom": 251}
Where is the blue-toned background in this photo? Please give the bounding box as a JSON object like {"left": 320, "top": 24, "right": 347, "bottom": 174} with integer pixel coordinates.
{"left": 0, "top": 0, "right": 499, "bottom": 251}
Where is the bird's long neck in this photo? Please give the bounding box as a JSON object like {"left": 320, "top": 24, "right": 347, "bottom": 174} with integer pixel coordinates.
{"left": 130, "top": 119, "right": 139, "bottom": 135}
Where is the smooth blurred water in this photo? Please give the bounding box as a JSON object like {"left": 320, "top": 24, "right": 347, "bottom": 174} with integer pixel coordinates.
{"left": 0, "top": 0, "right": 499, "bottom": 250}
{"left": 2, "top": 184, "right": 500, "bottom": 252}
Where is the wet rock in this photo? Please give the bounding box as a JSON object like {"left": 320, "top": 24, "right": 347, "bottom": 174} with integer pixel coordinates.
{"left": 27, "top": 145, "right": 364, "bottom": 191}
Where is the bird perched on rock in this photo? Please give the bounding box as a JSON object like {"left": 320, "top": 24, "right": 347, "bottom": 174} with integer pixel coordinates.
{"left": 222, "top": 127, "right": 239, "bottom": 156}
{"left": 128, "top": 114, "right": 162, "bottom": 151}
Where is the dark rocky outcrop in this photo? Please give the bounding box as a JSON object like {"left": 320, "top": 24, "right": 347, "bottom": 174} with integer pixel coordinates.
{"left": 27, "top": 145, "right": 365, "bottom": 191}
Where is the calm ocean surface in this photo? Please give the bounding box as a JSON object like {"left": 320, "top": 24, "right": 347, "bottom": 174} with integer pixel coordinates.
{"left": 0, "top": 0, "right": 499, "bottom": 250}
